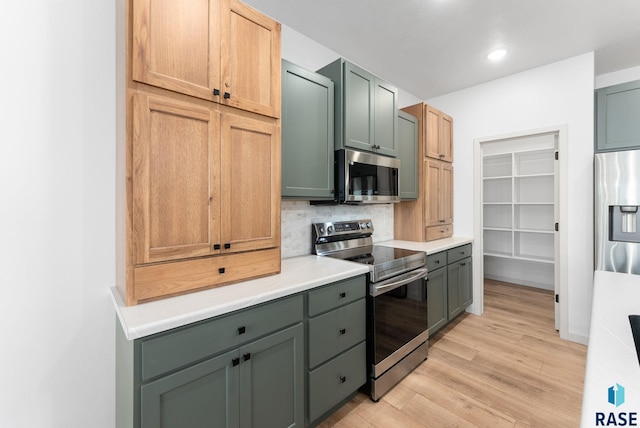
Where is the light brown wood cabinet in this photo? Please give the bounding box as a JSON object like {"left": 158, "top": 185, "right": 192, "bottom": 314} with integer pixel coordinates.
{"left": 132, "top": 93, "right": 280, "bottom": 264}
{"left": 118, "top": 0, "right": 281, "bottom": 305}
{"left": 425, "top": 105, "right": 453, "bottom": 162}
{"left": 132, "top": 0, "right": 281, "bottom": 118}
{"left": 394, "top": 103, "right": 454, "bottom": 241}
{"left": 424, "top": 158, "right": 453, "bottom": 239}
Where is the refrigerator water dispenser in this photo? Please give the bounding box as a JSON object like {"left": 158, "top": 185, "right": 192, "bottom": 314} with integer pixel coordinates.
{"left": 610, "top": 205, "right": 640, "bottom": 242}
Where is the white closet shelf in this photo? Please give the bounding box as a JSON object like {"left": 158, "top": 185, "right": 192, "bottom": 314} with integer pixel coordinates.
{"left": 484, "top": 253, "right": 554, "bottom": 264}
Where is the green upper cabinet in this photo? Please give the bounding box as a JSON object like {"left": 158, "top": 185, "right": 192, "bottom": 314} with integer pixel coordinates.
{"left": 317, "top": 59, "right": 398, "bottom": 157}
{"left": 595, "top": 80, "right": 640, "bottom": 152}
{"left": 397, "top": 110, "right": 419, "bottom": 199}
{"left": 281, "top": 60, "right": 335, "bottom": 199}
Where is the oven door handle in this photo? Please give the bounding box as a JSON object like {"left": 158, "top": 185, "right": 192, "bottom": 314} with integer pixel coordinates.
{"left": 371, "top": 268, "right": 428, "bottom": 297}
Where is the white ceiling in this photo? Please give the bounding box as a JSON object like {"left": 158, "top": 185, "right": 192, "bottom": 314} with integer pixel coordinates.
{"left": 242, "top": 0, "right": 640, "bottom": 100}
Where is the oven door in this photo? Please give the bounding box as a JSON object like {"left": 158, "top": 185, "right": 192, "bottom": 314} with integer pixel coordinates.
{"left": 369, "top": 267, "right": 429, "bottom": 378}
{"left": 338, "top": 149, "right": 400, "bottom": 204}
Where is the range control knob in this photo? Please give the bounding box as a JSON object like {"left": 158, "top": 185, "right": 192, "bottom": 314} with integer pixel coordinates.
{"left": 367, "top": 222, "right": 373, "bottom": 229}
{"left": 327, "top": 225, "right": 334, "bottom": 234}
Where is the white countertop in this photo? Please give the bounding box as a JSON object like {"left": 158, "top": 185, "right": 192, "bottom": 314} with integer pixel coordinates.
{"left": 581, "top": 270, "right": 640, "bottom": 427}
{"left": 112, "top": 237, "right": 473, "bottom": 341}
{"left": 379, "top": 236, "right": 473, "bottom": 254}
{"left": 112, "top": 255, "right": 369, "bottom": 340}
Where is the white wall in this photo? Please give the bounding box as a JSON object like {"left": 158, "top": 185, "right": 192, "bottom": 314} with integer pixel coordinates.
{"left": 0, "top": 2, "right": 115, "bottom": 427}
{"left": 595, "top": 65, "right": 640, "bottom": 89}
{"left": 281, "top": 26, "right": 422, "bottom": 110}
{"left": 427, "top": 53, "right": 595, "bottom": 342}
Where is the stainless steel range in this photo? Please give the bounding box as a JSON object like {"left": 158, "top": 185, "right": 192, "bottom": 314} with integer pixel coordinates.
{"left": 312, "top": 219, "right": 429, "bottom": 401}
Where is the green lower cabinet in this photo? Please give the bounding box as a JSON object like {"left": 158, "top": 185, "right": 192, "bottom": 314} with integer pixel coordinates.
{"left": 116, "top": 277, "right": 370, "bottom": 428}
{"left": 426, "top": 244, "right": 473, "bottom": 336}
{"left": 426, "top": 266, "right": 447, "bottom": 334}
{"left": 239, "top": 324, "right": 304, "bottom": 428}
{"left": 140, "top": 323, "right": 303, "bottom": 428}
{"left": 141, "top": 349, "right": 240, "bottom": 428}
{"left": 117, "top": 294, "right": 305, "bottom": 428}
{"left": 305, "top": 276, "right": 367, "bottom": 426}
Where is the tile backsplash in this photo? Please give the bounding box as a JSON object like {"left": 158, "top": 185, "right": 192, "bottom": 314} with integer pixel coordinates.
{"left": 281, "top": 200, "right": 395, "bottom": 259}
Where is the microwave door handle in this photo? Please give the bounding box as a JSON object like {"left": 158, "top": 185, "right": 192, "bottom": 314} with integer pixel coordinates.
{"left": 371, "top": 268, "right": 428, "bottom": 297}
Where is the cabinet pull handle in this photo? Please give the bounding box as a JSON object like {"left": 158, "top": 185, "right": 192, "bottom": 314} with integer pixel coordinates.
{"left": 214, "top": 244, "right": 221, "bottom": 250}
{"left": 224, "top": 243, "right": 231, "bottom": 249}
{"left": 232, "top": 358, "right": 240, "bottom": 367}
{"left": 219, "top": 267, "right": 225, "bottom": 274}
{"left": 243, "top": 353, "right": 251, "bottom": 361}
{"left": 339, "top": 292, "right": 346, "bottom": 298}
{"left": 435, "top": 260, "right": 439, "bottom": 264}
{"left": 339, "top": 328, "right": 346, "bottom": 335}
{"left": 213, "top": 88, "right": 220, "bottom": 96}
{"left": 238, "top": 326, "right": 246, "bottom": 335}
{"left": 460, "top": 262, "right": 466, "bottom": 266}
{"left": 339, "top": 376, "right": 346, "bottom": 383}
{"left": 224, "top": 92, "right": 231, "bottom": 99}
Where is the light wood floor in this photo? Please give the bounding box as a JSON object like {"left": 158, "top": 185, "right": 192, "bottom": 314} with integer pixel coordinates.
{"left": 318, "top": 279, "right": 587, "bottom": 428}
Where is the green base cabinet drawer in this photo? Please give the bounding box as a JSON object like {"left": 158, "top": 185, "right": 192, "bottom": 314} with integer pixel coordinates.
{"left": 308, "top": 342, "right": 366, "bottom": 422}
{"left": 141, "top": 295, "right": 303, "bottom": 381}
{"left": 307, "top": 276, "right": 366, "bottom": 316}
{"left": 307, "top": 299, "right": 366, "bottom": 369}
{"left": 427, "top": 251, "right": 447, "bottom": 271}
{"left": 447, "top": 244, "right": 471, "bottom": 264}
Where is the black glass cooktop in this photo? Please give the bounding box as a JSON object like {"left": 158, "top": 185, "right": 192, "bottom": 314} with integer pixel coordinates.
{"left": 346, "top": 245, "right": 422, "bottom": 265}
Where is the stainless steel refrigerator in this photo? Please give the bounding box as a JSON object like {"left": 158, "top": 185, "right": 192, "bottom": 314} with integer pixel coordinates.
{"left": 595, "top": 149, "right": 640, "bottom": 274}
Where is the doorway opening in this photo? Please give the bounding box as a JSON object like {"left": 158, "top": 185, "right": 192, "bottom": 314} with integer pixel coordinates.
{"left": 473, "top": 125, "right": 568, "bottom": 339}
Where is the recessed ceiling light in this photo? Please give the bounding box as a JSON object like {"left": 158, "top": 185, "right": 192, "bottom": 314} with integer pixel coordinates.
{"left": 487, "top": 48, "right": 508, "bottom": 61}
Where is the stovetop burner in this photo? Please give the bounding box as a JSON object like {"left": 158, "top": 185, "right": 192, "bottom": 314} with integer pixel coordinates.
{"left": 312, "top": 219, "right": 426, "bottom": 283}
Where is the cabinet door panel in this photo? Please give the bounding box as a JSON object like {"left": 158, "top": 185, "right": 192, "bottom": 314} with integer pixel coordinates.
{"left": 596, "top": 81, "right": 640, "bottom": 152}
{"left": 132, "top": 0, "right": 220, "bottom": 101}
{"left": 344, "top": 62, "right": 374, "bottom": 151}
{"left": 447, "top": 257, "right": 472, "bottom": 319}
{"left": 427, "top": 266, "right": 447, "bottom": 334}
{"left": 440, "top": 113, "right": 453, "bottom": 162}
{"left": 374, "top": 79, "right": 398, "bottom": 156}
{"left": 239, "top": 324, "right": 304, "bottom": 428}
{"left": 281, "top": 60, "right": 334, "bottom": 199}
{"left": 459, "top": 257, "right": 473, "bottom": 309}
{"left": 424, "top": 160, "right": 441, "bottom": 227}
{"left": 141, "top": 349, "right": 239, "bottom": 428}
{"left": 133, "top": 93, "right": 220, "bottom": 264}
{"left": 424, "top": 106, "right": 440, "bottom": 160}
{"left": 398, "top": 110, "right": 418, "bottom": 199}
{"left": 447, "top": 262, "right": 461, "bottom": 319}
{"left": 220, "top": 113, "right": 280, "bottom": 253}
{"left": 225, "top": 0, "right": 281, "bottom": 118}
{"left": 441, "top": 163, "right": 454, "bottom": 224}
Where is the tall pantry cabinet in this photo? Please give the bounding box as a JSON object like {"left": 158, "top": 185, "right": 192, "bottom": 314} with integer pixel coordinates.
{"left": 394, "top": 103, "right": 454, "bottom": 241}
{"left": 117, "top": 0, "right": 282, "bottom": 306}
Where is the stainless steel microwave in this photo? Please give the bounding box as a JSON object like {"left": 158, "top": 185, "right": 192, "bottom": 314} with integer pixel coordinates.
{"left": 336, "top": 149, "right": 400, "bottom": 204}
